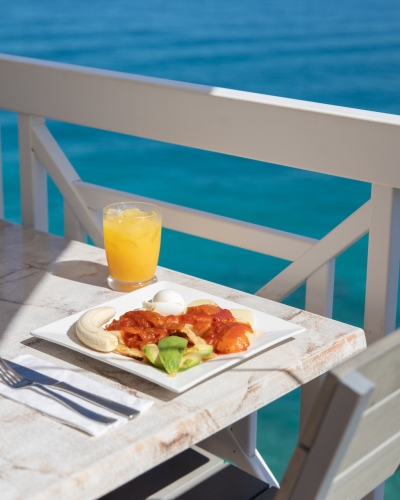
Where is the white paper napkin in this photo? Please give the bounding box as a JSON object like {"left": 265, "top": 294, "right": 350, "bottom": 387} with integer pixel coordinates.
{"left": 0, "top": 354, "right": 153, "bottom": 436}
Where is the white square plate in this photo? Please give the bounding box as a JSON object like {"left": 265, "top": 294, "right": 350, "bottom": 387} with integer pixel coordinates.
{"left": 31, "top": 281, "right": 305, "bottom": 393}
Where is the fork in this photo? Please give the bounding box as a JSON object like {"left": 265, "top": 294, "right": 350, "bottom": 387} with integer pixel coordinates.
{"left": 2, "top": 357, "right": 139, "bottom": 418}
{"left": 0, "top": 358, "right": 117, "bottom": 425}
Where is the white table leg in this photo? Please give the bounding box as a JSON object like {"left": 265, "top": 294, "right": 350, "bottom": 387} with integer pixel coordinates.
{"left": 197, "top": 411, "right": 279, "bottom": 488}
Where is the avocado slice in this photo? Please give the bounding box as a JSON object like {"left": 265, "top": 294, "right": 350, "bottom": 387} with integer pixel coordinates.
{"left": 188, "top": 344, "right": 213, "bottom": 357}
{"left": 143, "top": 344, "right": 164, "bottom": 370}
{"left": 158, "top": 336, "right": 188, "bottom": 375}
{"left": 178, "top": 344, "right": 214, "bottom": 372}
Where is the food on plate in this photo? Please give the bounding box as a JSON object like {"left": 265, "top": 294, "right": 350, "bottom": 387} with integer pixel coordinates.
{"left": 75, "top": 290, "right": 256, "bottom": 375}
{"left": 142, "top": 343, "right": 164, "bottom": 369}
{"left": 76, "top": 307, "right": 121, "bottom": 352}
{"left": 179, "top": 344, "right": 214, "bottom": 370}
{"left": 143, "top": 338, "right": 213, "bottom": 374}
{"left": 229, "top": 309, "right": 255, "bottom": 328}
{"left": 158, "top": 336, "right": 187, "bottom": 374}
{"left": 142, "top": 289, "right": 185, "bottom": 315}
{"left": 106, "top": 304, "right": 255, "bottom": 355}
{"left": 186, "top": 299, "right": 218, "bottom": 308}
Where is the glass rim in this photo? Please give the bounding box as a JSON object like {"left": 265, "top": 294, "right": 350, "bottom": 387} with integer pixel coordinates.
{"left": 103, "top": 201, "right": 161, "bottom": 218}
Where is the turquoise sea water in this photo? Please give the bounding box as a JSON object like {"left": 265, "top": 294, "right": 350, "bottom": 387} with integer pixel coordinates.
{"left": 1, "top": 0, "right": 400, "bottom": 495}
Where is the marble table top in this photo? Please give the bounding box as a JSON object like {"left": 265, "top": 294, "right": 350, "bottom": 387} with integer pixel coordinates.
{"left": 0, "top": 219, "right": 366, "bottom": 500}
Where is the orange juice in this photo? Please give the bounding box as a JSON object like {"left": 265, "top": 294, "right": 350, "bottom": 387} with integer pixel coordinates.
{"left": 103, "top": 203, "right": 161, "bottom": 285}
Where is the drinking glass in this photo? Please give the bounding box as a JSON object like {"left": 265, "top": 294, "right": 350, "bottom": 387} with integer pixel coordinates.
{"left": 103, "top": 202, "right": 162, "bottom": 292}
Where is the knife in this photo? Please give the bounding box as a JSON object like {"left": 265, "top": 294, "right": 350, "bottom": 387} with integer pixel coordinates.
{"left": 8, "top": 360, "right": 139, "bottom": 419}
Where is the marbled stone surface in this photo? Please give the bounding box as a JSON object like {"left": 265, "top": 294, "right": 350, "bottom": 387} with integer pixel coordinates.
{"left": 0, "top": 220, "right": 366, "bottom": 500}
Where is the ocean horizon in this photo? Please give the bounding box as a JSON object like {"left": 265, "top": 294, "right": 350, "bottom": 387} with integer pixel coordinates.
{"left": 1, "top": 0, "right": 400, "bottom": 495}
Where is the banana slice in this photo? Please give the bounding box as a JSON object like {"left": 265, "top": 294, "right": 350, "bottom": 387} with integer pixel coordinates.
{"left": 76, "top": 306, "right": 121, "bottom": 352}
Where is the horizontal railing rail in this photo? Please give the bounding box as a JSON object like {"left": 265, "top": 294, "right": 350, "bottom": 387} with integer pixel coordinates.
{"left": 1, "top": 53, "right": 400, "bottom": 187}
{"left": 75, "top": 180, "right": 316, "bottom": 260}
{"left": 1, "top": 54, "right": 400, "bottom": 454}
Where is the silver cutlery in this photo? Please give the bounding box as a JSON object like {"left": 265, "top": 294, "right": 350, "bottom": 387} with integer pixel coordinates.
{"left": 4, "top": 358, "right": 139, "bottom": 419}
{"left": 0, "top": 358, "right": 117, "bottom": 425}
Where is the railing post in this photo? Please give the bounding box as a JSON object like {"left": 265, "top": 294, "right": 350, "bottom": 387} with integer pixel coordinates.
{"left": 18, "top": 114, "right": 48, "bottom": 231}
{"left": 365, "top": 184, "right": 400, "bottom": 345}
{"left": 0, "top": 118, "right": 4, "bottom": 219}
{"left": 305, "top": 260, "right": 335, "bottom": 318}
{"left": 30, "top": 123, "right": 103, "bottom": 246}
{"left": 64, "top": 199, "right": 87, "bottom": 243}
{"left": 299, "top": 260, "right": 335, "bottom": 433}
{"left": 362, "top": 185, "right": 400, "bottom": 500}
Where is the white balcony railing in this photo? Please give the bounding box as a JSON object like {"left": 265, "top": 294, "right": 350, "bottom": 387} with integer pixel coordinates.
{"left": 1, "top": 53, "right": 400, "bottom": 430}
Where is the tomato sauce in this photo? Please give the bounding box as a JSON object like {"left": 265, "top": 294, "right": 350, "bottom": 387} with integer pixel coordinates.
{"left": 106, "top": 305, "right": 253, "bottom": 354}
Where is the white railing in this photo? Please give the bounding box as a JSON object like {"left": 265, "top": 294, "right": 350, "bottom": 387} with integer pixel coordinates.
{"left": 1, "top": 53, "right": 400, "bottom": 431}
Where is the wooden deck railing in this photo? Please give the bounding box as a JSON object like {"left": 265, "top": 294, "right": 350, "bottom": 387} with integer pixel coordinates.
{"left": 1, "top": 53, "right": 400, "bottom": 440}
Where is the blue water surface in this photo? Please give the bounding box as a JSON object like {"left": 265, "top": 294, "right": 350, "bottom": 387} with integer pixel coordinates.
{"left": 1, "top": 0, "right": 400, "bottom": 495}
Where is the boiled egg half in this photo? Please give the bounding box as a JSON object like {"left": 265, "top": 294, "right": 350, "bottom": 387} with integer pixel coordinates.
{"left": 142, "top": 289, "right": 185, "bottom": 316}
